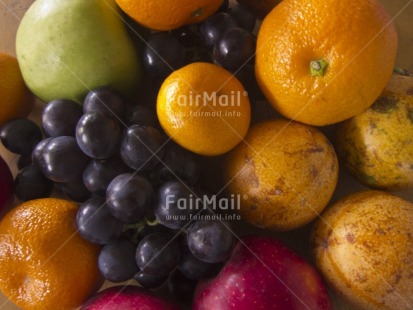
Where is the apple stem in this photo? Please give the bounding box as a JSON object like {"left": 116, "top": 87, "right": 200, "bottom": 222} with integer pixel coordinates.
{"left": 310, "top": 59, "right": 328, "bottom": 77}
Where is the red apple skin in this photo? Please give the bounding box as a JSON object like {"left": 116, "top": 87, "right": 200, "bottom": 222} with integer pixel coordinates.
{"left": 0, "top": 155, "right": 13, "bottom": 214}
{"left": 81, "top": 285, "right": 181, "bottom": 310}
{"left": 194, "top": 236, "right": 332, "bottom": 310}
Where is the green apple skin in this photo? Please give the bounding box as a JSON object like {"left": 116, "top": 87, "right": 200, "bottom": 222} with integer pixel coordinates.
{"left": 16, "top": 0, "right": 142, "bottom": 104}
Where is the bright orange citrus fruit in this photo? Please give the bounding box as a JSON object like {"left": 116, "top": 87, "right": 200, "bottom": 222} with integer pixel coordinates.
{"left": 255, "top": 0, "right": 398, "bottom": 126}
{"left": 0, "top": 198, "right": 102, "bottom": 310}
{"left": 115, "top": 0, "right": 224, "bottom": 31}
{"left": 157, "top": 62, "right": 251, "bottom": 156}
{"left": 0, "top": 52, "right": 34, "bottom": 127}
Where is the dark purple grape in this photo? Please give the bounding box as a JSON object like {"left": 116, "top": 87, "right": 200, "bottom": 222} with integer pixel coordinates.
{"left": 60, "top": 178, "right": 91, "bottom": 202}
{"left": 98, "top": 238, "right": 139, "bottom": 282}
{"left": 41, "top": 99, "right": 83, "bottom": 137}
{"left": 143, "top": 32, "right": 186, "bottom": 77}
{"left": 187, "top": 220, "right": 234, "bottom": 263}
{"left": 76, "top": 111, "right": 121, "bottom": 159}
{"left": 134, "top": 271, "right": 167, "bottom": 289}
{"left": 217, "top": 0, "right": 229, "bottom": 12}
{"left": 31, "top": 137, "right": 53, "bottom": 168}
{"left": 168, "top": 270, "right": 197, "bottom": 303}
{"left": 14, "top": 165, "right": 53, "bottom": 201}
{"left": 120, "top": 125, "right": 165, "bottom": 171}
{"left": 200, "top": 12, "right": 238, "bottom": 48}
{"left": 106, "top": 173, "right": 153, "bottom": 222}
{"left": 38, "top": 136, "right": 89, "bottom": 183}
{"left": 178, "top": 246, "right": 218, "bottom": 280}
{"left": 154, "top": 181, "right": 199, "bottom": 229}
{"left": 213, "top": 27, "right": 256, "bottom": 71}
{"left": 83, "top": 156, "right": 130, "bottom": 196}
{"left": 157, "top": 143, "right": 200, "bottom": 185}
{"left": 136, "top": 232, "right": 181, "bottom": 277}
{"left": 83, "top": 87, "right": 126, "bottom": 121}
{"left": 171, "top": 26, "right": 204, "bottom": 48}
{"left": 17, "top": 153, "right": 32, "bottom": 170}
{"left": 0, "top": 118, "right": 42, "bottom": 155}
{"left": 128, "top": 105, "right": 159, "bottom": 128}
{"left": 228, "top": 4, "right": 256, "bottom": 31}
{"left": 76, "top": 197, "right": 124, "bottom": 245}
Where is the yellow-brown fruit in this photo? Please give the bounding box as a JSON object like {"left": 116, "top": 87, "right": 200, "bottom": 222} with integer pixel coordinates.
{"left": 224, "top": 119, "right": 338, "bottom": 230}
{"left": 336, "top": 74, "right": 413, "bottom": 190}
{"left": 312, "top": 191, "right": 413, "bottom": 310}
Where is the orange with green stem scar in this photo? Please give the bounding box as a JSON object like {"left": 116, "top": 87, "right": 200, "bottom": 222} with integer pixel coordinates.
{"left": 255, "top": 0, "right": 398, "bottom": 126}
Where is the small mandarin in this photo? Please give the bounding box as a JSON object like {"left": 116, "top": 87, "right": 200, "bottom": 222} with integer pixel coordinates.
{"left": 0, "top": 198, "right": 102, "bottom": 310}
{"left": 157, "top": 62, "right": 251, "bottom": 156}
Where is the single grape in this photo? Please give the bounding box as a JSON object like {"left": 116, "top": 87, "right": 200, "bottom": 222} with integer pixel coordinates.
{"left": 167, "top": 269, "right": 197, "bottom": 303}
{"left": 154, "top": 181, "right": 199, "bottom": 229}
{"left": 0, "top": 118, "right": 42, "bottom": 155}
{"left": 14, "top": 165, "right": 53, "bottom": 201}
{"left": 83, "top": 87, "right": 126, "bottom": 121}
{"left": 135, "top": 232, "right": 181, "bottom": 277}
{"left": 187, "top": 220, "right": 234, "bottom": 263}
{"left": 41, "top": 99, "right": 83, "bottom": 137}
{"left": 83, "top": 156, "right": 130, "bottom": 196}
{"left": 200, "top": 12, "right": 238, "bottom": 48}
{"left": 178, "top": 245, "right": 218, "bottom": 280}
{"left": 128, "top": 105, "right": 159, "bottom": 128}
{"left": 17, "top": 153, "right": 32, "bottom": 170}
{"left": 38, "top": 136, "right": 89, "bottom": 183}
{"left": 228, "top": 4, "right": 256, "bottom": 32}
{"left": 157, "top": 143, "right": 200, "bottom": 185}
{"left": 134, "top": 271, "right": 167, "bottom": 289}
{"left": 76, "top": 111, "right": 121, "bottom": 159}
{"left": 60, "top": 178, "right": 91, "bottom": 202}
{"left": 98, "top": 238, "right": 139, "bottom": 282}
{"left": 106, "top": 173, "right": 153, "bottom": 222}
{"left": 31, "top": 137, "right": 53, "bottom": 168}
{"left": 120, "top": 125, "right": 165, "bottom": 171}
{"left": 143, "top": 32, "right": 186, "bottom": 77}
{"left": 213, "top": 27, "right": 256, "bottom": 71}
{"left": 76, "top": 197, "right": 124, "bottom": 245}
{"left": 171, "top": 26, "right": 204, "bottom": 48}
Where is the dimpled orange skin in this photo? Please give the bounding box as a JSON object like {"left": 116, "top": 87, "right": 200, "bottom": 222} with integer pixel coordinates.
{"left": 157, "top": 62, "right": 251, "bottom": 156}
{"left": 0, "top": 53, "right": 34, "bottom": 127}
{"left": 311, "top": 191, "right": 413, "bottom": 310}
{"left": 115, "top": 0, "right": 223, "bottom": 31}
{"left": 336, "top": 74, "right": 413, "bottom": 190}
{"left": 0, "top": 198, "right": 102, "bottom": 310}
{"left": 224, "top": 119, "right": 338, "bottom": 230}
{"left": 255, "top": 0, "right": 398, "bottom": 126}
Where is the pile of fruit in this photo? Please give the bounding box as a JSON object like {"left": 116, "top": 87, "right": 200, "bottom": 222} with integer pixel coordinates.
{"left": 0, "top": 0, "right": 412, "bottom": 309}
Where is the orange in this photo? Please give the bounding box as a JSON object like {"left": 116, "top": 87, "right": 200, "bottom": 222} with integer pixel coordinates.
{"left": 255, "top": 0, "right": 398, "bottom": 126}
{"left": 157, "top": 62, "right": 251, "bottom": 156}
{"left": 224, "top": 119, "right": 338, "bottom": 230}
{"left": 0, "top": 198, "right": 102, "bottom": 310}
{"left": 115, "top": 0, "right": 224, "bottom": 31}
{"left": 0, "top": 53, "right": 34, "bottom": 127}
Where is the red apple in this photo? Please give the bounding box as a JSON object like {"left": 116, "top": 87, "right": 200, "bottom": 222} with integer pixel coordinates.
{"left": 81, "top": 285, "right": 180, "bottom": 310}
{"left": 194, "top": 236, "right": 332, "bottom": 310}
{"left": 0, "top": 154, "right": 13, "bottom": 214}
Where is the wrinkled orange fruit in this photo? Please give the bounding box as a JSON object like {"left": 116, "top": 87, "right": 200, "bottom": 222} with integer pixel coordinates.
{"left": 0, "top": 198, "right": 102, "bottom": 310}
{"left": 157, "top": 62, "right": 251, "bottom": 156}
{"left": 116, "top": 0, "right": 224, "bottom": 31}
{"left": 255, "top": 0, "right": 398, "bottom": 126}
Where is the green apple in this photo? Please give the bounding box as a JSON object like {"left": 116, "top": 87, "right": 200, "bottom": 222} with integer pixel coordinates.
{"left": 16, "top": 0, "right": 142, "bottom": 104}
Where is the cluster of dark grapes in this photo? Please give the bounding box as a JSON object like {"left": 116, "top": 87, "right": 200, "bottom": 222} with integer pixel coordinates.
{"left": 0, "top": 86, "right": 235, "bottom": 302}
{"left": 140, "top": 2, "right": 260, "bottom": 101}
